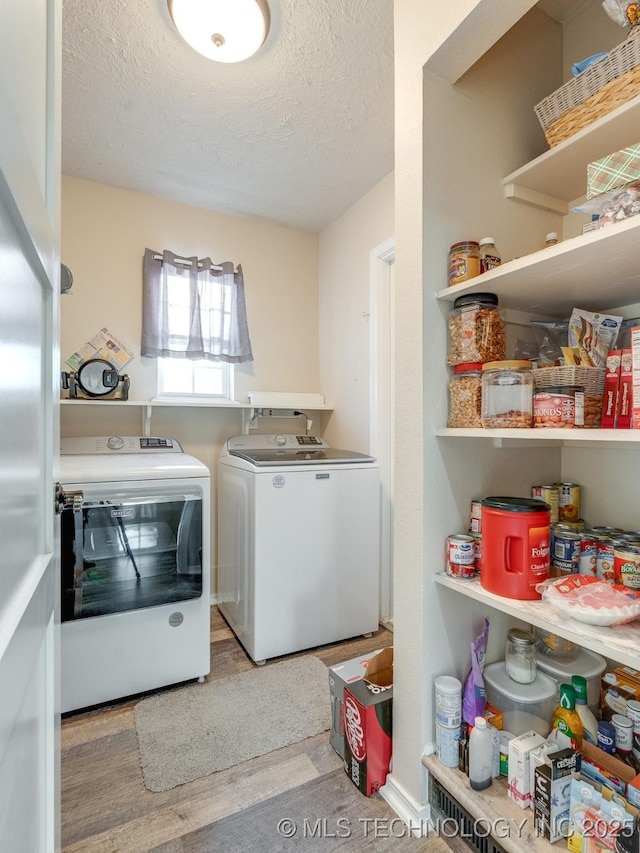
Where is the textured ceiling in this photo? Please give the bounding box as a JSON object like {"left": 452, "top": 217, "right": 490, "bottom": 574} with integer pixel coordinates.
{"left": 62, "top": 0, "right": 395, "bottom": 233}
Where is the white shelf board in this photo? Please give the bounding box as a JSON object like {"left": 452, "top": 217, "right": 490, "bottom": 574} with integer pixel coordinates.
{"left": 435, "top": 574, "right": 640, "bottom": 669}
{"left": 502, "top": 95, "right": 640, "bottom": 205}
{"left": 423, "top": 755, "right": 548, "bottom": 853}
{"left": 435, "top": 215, "right": 640, "bottom": 315}
{"left": 436, "top": 427, "right": 640, "bottom": 447}
{"left": 60, "top": 398, "right": 333, "bottom": 410}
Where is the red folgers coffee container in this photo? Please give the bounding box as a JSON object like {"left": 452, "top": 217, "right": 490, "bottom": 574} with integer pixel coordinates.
{"left": 480, "top": 497, "right": 550, "bottom": 599}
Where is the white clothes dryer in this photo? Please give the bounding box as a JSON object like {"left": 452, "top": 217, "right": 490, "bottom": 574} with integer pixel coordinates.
{"left": 59, "top": 436, "right": 211, "bottom": 712}
{"left": 217, "top": 434, "right": 380, "bottom": 663}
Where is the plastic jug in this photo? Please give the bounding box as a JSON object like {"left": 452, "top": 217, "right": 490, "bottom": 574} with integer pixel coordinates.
{"left": 480, "top": 497, "right": 550, "bottom": 600}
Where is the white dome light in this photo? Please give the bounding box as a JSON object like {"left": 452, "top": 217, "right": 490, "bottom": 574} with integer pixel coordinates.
{"left": 168, "top": 0, "right": 270, "bottom": 63}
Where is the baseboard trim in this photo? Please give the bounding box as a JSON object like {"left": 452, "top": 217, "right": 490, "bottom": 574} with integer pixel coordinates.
{"left": 379, "top": 773, "right": 431, "bottom": 837}
{"left": 210, "top": 594, "right": 219, "bottom": 606}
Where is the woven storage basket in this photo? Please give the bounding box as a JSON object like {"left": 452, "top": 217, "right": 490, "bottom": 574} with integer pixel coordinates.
{"left": 533, "top": 366, "right": 605, "bottom": 428}
{"left": 535, "top": 29, "right": 640, "bottom": 147}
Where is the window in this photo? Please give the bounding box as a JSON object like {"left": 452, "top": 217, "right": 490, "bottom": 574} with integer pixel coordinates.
{"left": 157, "top": 357, "right": 232, "bottom": 400}
{"left": 141, "top": 248, "right": 253, "bottom": 399}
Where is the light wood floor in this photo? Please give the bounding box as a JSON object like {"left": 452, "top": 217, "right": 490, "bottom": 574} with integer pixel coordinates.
{"left": 61, "top": 608, "right": 453, "bottom": 852}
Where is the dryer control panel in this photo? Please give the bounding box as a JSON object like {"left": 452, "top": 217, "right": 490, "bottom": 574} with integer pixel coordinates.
{"left": 226, "top": 434, "right": 329, "bottom": 452}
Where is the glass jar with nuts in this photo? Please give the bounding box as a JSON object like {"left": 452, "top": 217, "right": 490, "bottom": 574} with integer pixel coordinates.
{"left": 448, "top": 363, "right": 483, "bottom": 428}
{"left": 447, "top": 293, "right": 505, "bottom": 367}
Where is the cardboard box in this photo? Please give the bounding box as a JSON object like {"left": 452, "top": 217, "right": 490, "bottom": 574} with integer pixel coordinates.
{"left": 587, "top": 143, "right": 640, "bottom": 199}
{"left": 567, "top": 771, "right": 638, "bottom": 852}
{"left": 508, "top": 730, "right": 545, "bottom": 809}
{"left": 632, "top": 327, "right": 640, "bottom": 429}
{"left": 343, "top": 648, "right": 393, "bottom": 796}
{"left": 627, "top": 774, "right": 640, "bottom": 808}
{"left": 328, "top": 649, "right": 383, "bottom": 759}
{"left": 601, "top": 350, "right": 621, "bottom": 428}
{"left": 579, "top": 740, "right": 637, "bottom": 796}
{"left": 483, "top": 702, "right": 503, "bottom": 732}
{"left": 534, "top": 747, "right": 580, "bottom": 843}
{"left": 616, "top": 349, "right": 633, "bottom": 429}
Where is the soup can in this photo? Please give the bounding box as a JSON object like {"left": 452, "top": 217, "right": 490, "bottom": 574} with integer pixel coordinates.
{"left": 552, "top": 523, "right": 581, "bottom": 571}
{"left": 596, "top": 536, "right": 617, "bottom": 582}
{"left": 557, "top": 483, "right": 580, "bottom": 522}
{"left": 445, "top": 534, "right": 476, "bottom": 579}
{"left": 614, "top": 542, "right": 640, "bottom": 589}
{"left": 532, "top": 485, "right": 559, "bottom": 523}
{"left": 473, "top": 533, "right": 482, "bottom": 573}
{"left": 579, "top": 529, "right": 600, "bottom": 576}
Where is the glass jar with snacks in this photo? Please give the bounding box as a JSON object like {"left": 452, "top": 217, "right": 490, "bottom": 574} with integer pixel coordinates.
{"left": 447, "top": 293, "right": 505, "bottom": 367}
{"left": 479, "top": 237, "right": 501, "bottom": 273}
{"left": 448, "top": 241, "right": 481, "bottom": 286}
{"left": 481, "top": 360, "right": 533, "bottom": 428}
{"left": 448, "top": 363, "right": 483, "bottom": 428}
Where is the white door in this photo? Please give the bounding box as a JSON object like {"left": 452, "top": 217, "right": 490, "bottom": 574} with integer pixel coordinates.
{"left": 0, "top": 1, "right": 60, "bottom": 850}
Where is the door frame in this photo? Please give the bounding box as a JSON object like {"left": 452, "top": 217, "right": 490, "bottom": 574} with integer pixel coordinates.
{"left": 369, "top": 237, "right": 394, "bottom": 625}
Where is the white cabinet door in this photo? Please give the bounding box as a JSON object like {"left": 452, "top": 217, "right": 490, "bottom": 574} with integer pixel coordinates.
{"left": 0, "top": 0, "right": 60, "bottom": 850}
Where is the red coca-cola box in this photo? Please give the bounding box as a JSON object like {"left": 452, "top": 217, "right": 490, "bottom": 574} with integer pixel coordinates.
{"left": 343, "top": 648, "right": 393, "bottom": 797}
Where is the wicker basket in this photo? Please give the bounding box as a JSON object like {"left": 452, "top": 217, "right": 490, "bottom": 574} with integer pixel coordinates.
{"left": 535, "top": 29, "right": 640, "bottom": 147}
{"left": 533, "top": 366, "right": 605, "bottom": 428}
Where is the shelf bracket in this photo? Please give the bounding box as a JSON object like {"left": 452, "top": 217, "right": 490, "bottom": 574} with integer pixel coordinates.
{"left": 142, "top": 405, "right": 152, "bottom": 438}
{"left": 503, "top": 182, "right": 568, "bottom": 215}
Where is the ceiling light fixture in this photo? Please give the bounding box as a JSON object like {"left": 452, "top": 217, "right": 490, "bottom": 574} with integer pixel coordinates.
{"left": 168, "top": 0, "right": 270, "bottom": 63}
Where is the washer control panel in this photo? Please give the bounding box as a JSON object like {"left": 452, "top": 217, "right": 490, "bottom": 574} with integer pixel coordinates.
{"left": 61, "top": 436, "right": 183, "bottom": 454}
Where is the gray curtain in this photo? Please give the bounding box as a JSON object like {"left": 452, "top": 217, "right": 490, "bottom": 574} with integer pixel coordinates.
{"left": 141, "top": 248, "right": 253, "bottom": 362}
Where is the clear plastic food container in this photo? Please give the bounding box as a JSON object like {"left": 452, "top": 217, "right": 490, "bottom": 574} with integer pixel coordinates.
{"left": 448, "top": 363, "right": 482, "bottom": 428}
{"left": 481, "top": 360, "right": 533, "bottom": 428}
{"left": 447, "top": 293, "right": 505, "bottom": 366}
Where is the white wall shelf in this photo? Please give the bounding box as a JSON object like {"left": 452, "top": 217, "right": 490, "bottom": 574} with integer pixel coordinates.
{"left": 435, "top": 574, "right": 640, "bottom": 669}
{"left": 436, "top": 427, "right": 640, "bottom": 447}
{"left": 60, "top": 398, "right": 333, "bottom": 410}
{"left": 502, "top": 94, "right": 640, "bottom": 210}
{"left": 435, "top": 214, "right": 639, "bottom": 316}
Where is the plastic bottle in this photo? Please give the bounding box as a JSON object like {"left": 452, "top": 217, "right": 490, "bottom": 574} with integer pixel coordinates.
{"left": 572, "top": 675, "right": 598, "bottom": 745}
{"left": 550, "top": 684, "right": 584, "bottom": 750}
{"left": 469, "top": 716, "right": 492, "bottom": 790}
{"left": 479, "top": 237, "right": 501, "bottom": 273}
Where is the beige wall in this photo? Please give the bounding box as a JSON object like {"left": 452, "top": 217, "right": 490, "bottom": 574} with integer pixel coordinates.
{"left": 318, "top": 170, "right": 394, "bottom": 453}
{"left": 60, "top": 176, "right": 320, "bottom": 403}
{"left": 60, "top": 176, "right": 321, "bottom": 595}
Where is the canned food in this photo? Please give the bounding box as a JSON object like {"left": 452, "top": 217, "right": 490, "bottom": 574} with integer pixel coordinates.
{"left": 557, "top": 483, "right": 580, "bottom": 522}
{"left": 579, "top": 529, "right": 600, "bottom": 576}
{"left": 552, "top": 523, "right": 581, "bottom": 572}
{"left": 532, "top": 485, "right": 559, "bottom": 524}
{"left": 533, "top": 386, "right": 584, "bottom": 428}
{"left": 596, "top": 536, "right": 616, "bottom": 582}
{"left": 445, "top": 534, "right": 476, "bottom": 579}
{"left": 470, "top": 500, "right": 482, "bottom": 534}
{"left": 473, "top": 533, "right": 482, "bottom": 573}
{"left": 614, "top": 542, "right": 640, "bottom": 588}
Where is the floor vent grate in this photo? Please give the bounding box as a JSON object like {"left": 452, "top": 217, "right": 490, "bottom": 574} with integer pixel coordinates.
{"left": 428, "top": 774, "right": 508, "bottom": 853}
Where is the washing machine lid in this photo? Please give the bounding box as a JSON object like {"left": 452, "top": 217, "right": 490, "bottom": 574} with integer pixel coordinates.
{"left": 229, "top": 447, "right": 375, "bottom": 466}
{"left": 224, "top": 434, "right": 374, "bottom": 466}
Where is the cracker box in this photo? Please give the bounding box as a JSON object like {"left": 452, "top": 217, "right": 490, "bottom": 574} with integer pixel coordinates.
{"left": 601, "top": 350, "right": 621, "bottom": 428}
{"left": 616, "top": 349, "right": 633, "bottom": 429}
{"left": 343, "top": 648, "right": 393, "bottom": 797}
{"left": 587, "top": 143, "right": 640, "bottom": 199}
{"left": 632, "top": 327, "right": 640, "bottom": 429}
{"left": 328, "top": 649, "right": 383, "bottom": 759}
{"left": 508, "top": 730, "right": 545, "bottom": 809}
{"left": 534, "top": 747, "right": 580, "bottom": 843}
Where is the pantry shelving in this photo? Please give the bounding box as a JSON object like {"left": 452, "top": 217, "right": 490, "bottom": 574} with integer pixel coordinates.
{"left": 435, "top": 574, "right": 640, "bottom": 669}
{"left": 422, "top": 754, "right": 548, "bottom": 853}
{"left": 421, "top": 5, "right": 640, "bottom": 845}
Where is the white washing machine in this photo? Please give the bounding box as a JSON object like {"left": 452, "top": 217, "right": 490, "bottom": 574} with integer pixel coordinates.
{"left": 217, "top": 434, "right": 380, "bottom": 663}
{"left": 59, "top": 436, "right": 211, "bottom": 712}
